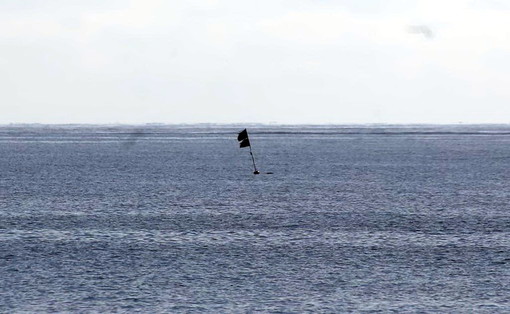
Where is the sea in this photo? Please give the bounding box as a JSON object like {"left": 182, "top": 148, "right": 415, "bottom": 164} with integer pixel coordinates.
{"left": 1, "top": 124, "right": 509, "bottom": 313}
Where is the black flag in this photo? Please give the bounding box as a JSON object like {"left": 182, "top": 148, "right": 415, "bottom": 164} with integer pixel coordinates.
{"left": 237, "top": 129, "right": 248, "bottom": 142}
{"left": 239, "top": 138, "right": 250, "bottom": 148}
{"left": 238, "top": 129, "right": 250, "bottom": 148}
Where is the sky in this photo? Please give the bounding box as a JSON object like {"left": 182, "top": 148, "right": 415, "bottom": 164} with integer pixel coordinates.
{"left": 1, "top": 0, "right": 509, "bottom": 124}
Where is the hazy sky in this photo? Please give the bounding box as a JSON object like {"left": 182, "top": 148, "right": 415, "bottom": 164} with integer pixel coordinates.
{"left": 1, "top": 0, "right": 509, "bottom": 124}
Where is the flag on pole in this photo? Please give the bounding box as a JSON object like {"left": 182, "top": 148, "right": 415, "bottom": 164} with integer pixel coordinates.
{"left": 237, "top": 129, "right": 250, "bottom": 148}
{"left": 237, "top": 128, "right": 271, "bottom": 175}
{"left": 237, "top": 128, "right": 260, "bottom": 174}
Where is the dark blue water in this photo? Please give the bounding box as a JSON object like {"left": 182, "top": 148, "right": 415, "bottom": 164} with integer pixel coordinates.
{"left": 1, "top": 125, "right": 509, "bottom": 312}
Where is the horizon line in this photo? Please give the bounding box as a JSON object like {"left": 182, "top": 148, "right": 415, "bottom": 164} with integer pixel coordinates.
{"left": 1, "top": 122, "right": 510, "bottom": 127}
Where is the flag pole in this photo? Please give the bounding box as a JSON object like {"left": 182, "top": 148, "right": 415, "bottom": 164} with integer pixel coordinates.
{"left": 238, "top": 128, "right": 260, "bottom": 175}
{"left": 248, "top": 144, "right": 259, "bottom": 175}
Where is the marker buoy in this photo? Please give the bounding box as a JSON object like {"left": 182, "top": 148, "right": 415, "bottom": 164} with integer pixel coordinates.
{"left": 238, "top": 129, "right": 270, "bottom": 175}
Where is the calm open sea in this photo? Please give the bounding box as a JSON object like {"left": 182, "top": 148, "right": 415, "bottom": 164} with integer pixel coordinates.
{"left": 1, "top": 125, "right": 509, "bottom": 312}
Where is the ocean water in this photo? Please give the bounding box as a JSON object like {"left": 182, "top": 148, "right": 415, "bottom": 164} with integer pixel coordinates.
{"left": 1, "top": 124, "right": 509, "bottom": 313}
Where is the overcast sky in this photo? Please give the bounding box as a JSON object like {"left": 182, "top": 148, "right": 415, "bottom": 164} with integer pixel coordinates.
{"left": 1, "top": 0, "right": 509, "bottom": 124}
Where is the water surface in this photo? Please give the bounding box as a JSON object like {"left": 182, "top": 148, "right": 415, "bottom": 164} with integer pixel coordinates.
{"left": 1, "top": 125, "right": 509, "bottom": 312}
